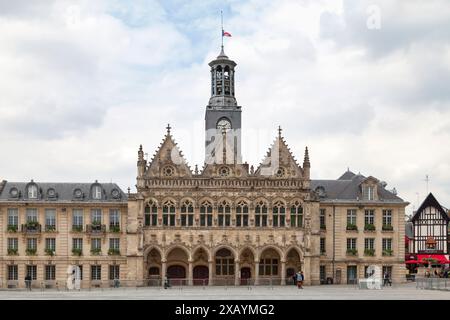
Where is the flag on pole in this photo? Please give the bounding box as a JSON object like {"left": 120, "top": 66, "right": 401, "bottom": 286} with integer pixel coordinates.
{"left": 222, "top": 30, "right": 232, "bottom": 37}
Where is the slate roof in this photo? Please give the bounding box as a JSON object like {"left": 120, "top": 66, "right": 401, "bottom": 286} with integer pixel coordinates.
{"left": 0, "top": 181, "right": 127, "bottom": 203}
{"left": 311, "top": 170, "right": 405, "bottom": 203}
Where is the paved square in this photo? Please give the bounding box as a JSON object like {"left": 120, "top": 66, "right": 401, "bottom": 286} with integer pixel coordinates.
{"left": 0, "top": 283, "right": 449, "bottom": 300}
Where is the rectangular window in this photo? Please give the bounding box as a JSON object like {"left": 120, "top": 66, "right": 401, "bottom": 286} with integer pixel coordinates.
{"left": 258, "top": 258, "right": 278, "bottom": 276}
{"left": 26, "top": 265, "right": 37, "bottom": 280}
{"left": 363, "top": 185, "right": 374, "bottom": 200}
{"left": 109, "top": 209, "right": 120, "bottom": 227}
{"left": 7, "top": 238, "right": 18, "bottom": 250}
{"left": 78, "top": 266, "right": 83, "bottom": 280}
{"left": 364, "top": 210, "right": 375, "bottom": 225}
{"left": 91, "top": 265, "right": 102, "bottom": 281}
{"left": 73, "top": 209, "right": 83, "bottom": 229}
{"left": 27, "top": 238, "right": 37, "bottom": 250}
{"left": 26, "top": 208, "right": 38, "bottom": 222}
{"left": 382, "top": 210, "right": 392, "bottom": 226}
{"left": 290, "top": 205, "right": 303, "bottom": 228}
{"left": 45, "top": 238, "right": 56, "bottom": 251}
{"left": 8, "top": 265, "right": 18, "bottom": 281}
{"left": 320, "top": 238, "right": 326, "bottom": 254}
{"left": 347, "top": 209, "right": 357, "bottom": 226}
{"left": 7, "top": 208, "right": 19, "bottom": 227}
{"left": 320, "top": 265, "right": 326, "bottom": 282}
{"left": 109, "top": 265, "right": 120, "bottom": 280}
{"left": 320, "top": 209, "right": 326, "bottom": 229}
{"left": 145, "top": 205, "right": 158, "bottom": 226}
{"left": 91, "top": 209, "right": 102, "bottom": 224}
{"left": 45, "top": 265, "right": 56, "bottom": 280}
{"left": 73, "top": 238, "right": 83, "bottom": 250}
{"left": 382, "top": 266, "right": 392, "bottom": 277}
{"left": 91, "top": 238, "right": 102, "bottom": 250}
{"left": 109, "top": 238, "right": 120, "bottom": 250}
{"left": 364, "top": 238, "right": 375, "bottom": 250}
{"left": 45, "top": 209, "right": 56, "bottom": 229}
{"left": 382, "top": 238, "right": 392, "bottom": 251}
{"left": 347, "top": 238, "right": 357, "bottom": 250}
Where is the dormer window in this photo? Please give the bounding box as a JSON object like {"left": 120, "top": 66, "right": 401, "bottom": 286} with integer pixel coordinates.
{"left": 28, "top": 184, "right": 38, "bottom": 199}
{"left": 92, "top": 186, "right": 102, "bottom": 200}
{"left": 363, "top": 185, "right": 374, "bottom": 201}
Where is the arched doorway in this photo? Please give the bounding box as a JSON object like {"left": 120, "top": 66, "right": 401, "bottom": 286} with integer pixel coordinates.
{"left": 146, "top": 248, "right": 162, "bottom": 286}
{"left": 259, "top": 248, "right": 281, "bottom": 285}
{"left": 193, "top": 266, "right": 209, "bottom": 285}
{"left": 166, "top": 247, "right": 189, "bottom": 286}
{"left": 286, "top": 248, "right": 302, "bottom": 285}
{"left": 215, "top": 248, "right": 235, "bottom": 285}
{"left": 240, "top": 267, "right": 251, "bottom": 285}
{"left": 239, "top": 247, "right": 255, "bottom": 285}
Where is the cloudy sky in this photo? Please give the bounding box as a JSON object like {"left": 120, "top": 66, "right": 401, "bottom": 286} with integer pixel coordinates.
{"left": 0, "top": 0, "right": 449, "bottom": 215}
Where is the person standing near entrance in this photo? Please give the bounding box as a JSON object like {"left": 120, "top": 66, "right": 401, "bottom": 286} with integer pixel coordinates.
{"left": 296, "top": 270, "right": 303, "bottom": 289}
{"left": 25, "top": 274, "right": 32, "bottom": 291}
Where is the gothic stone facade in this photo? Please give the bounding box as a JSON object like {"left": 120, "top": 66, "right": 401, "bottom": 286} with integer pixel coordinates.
{"left": 0, "top": 48, "right": 408, "bottom": 288}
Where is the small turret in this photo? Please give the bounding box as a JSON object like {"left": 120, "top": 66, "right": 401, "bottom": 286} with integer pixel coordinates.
{"left": 137, "top": 145, "right": 147, "bottom": 182}
{"left": 303, "top": 146, "right": 310, "bottom": 180}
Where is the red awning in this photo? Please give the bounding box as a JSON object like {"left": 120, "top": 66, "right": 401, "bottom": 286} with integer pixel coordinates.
{"left": 417, "top": 254, "right": 450, "bottom": 264}
{"left": 405, "top": 260, "right": 419, "bottom": 264}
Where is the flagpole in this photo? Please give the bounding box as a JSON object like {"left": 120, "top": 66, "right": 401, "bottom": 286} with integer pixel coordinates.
{"left": 221, "top": 10, "right": 224, "bottom": 49}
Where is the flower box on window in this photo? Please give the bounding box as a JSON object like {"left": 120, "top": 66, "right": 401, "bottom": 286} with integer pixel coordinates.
{"left": 382, "top": 249, "right": 393, "bottom": 256}
{"left": 109, "top": 225, "right": 120, "bottom": 233}
{"left": 26, "top": 248, "right": 37, "bottom": 256}
{"left": 72, "top": 248, "right": 82, "bottom": 256}
{"left": 346, "top": 224, "right": 358, "bottom": 231}
{"left": 346, "top": 249, "right": 358, "bottom": 256}
{"left": 382, "top": 225, "right": 393, "bottom": 231}
{"left": 364, "top": 249, "right": 375, "bottom": 256}
{"left": 45, "top": 225, "right": 56, "bottom": 232}
{"left": 7, "top": 225, "right": 18, "bottom": 232}
{"left": 364, "top": 224, "right": 376, "bottom": 231}
{"left": 108, "top": 248, "right": 120, "bottom": 256}
{"left": 91, "top": 248, "right": 102, "bottom": 256}
{"left": 45, "top": 248, "right": 55, "bottom": 256}
{"left": 7, "top": 248, "right": 18, "bottom": 255}
{"left": 72, "top": 225, "right": 83, "bottom": 232}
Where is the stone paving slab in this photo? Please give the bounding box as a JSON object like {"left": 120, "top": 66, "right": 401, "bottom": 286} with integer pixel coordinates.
{"left": 0, "top": 283, "right": 449, "bottom": 300}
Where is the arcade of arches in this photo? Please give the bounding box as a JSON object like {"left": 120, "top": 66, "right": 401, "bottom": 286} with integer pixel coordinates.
{"left": 144, "top": 245, "right": 303, "bottom": 285}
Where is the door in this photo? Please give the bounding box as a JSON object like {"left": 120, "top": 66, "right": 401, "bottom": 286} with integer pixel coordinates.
{"left": 286, "top": 268, "right": 296, "bottom": 285}
{"left": 193, "top": 266, "right": 209, "bottom": 286}
{"left": 347, "top": 266, "right": 357, "bottom": 284}
{"left": 240, "top": 267, "right": 251, "bottom": 285}
{"left": 167, "top": 265, "right": 186, "bottom": 286}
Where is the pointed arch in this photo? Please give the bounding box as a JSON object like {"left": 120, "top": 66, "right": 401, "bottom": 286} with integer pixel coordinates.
{"left": 143, "top": 245, "right": 164, "bottom": 260}
{"left": 165, "top": 244, "right": 191, "bottom": 261}
{"left": 212, "top": 245, "right": 237, "bottom": 259}
{"left": 192, "top": 245, "right": 211, "bottom": 262}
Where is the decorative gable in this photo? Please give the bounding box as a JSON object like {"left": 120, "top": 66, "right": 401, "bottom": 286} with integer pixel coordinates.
{"left": 146, "top": 128, "right": 192, "bottom": 178}
{"left": 255, "top": 132, "right": 303, "bottom": 179}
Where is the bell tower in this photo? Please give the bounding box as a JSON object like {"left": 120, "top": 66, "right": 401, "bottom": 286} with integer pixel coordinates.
{"left": 205, "top": 47, "right": 242, "bottom": 165}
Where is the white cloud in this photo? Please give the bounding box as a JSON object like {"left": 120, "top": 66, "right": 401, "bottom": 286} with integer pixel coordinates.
{"left": 0, "top": 0, "right": 449, "bottom": 215}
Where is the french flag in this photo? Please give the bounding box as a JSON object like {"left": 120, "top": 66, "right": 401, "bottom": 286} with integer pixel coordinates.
{"left": 222, "top": 30, "right": 232, "bottom": 37}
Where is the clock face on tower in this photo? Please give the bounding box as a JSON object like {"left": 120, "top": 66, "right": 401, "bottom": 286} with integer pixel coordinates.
{"left": 217, "top": 118, "right": 232, "bottom": 130}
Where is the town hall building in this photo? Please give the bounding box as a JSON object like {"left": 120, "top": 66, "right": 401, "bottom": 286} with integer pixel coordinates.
{"left": 0, "top": 47, "right": 409, "bottom": 288}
